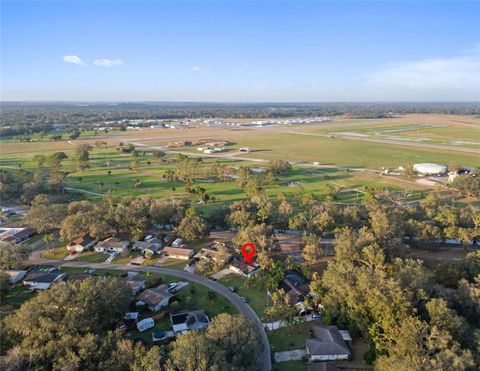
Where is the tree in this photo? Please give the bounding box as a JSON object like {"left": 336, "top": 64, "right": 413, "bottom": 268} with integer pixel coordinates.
{"left": 129, "top": 161, "right": 139, "bottom": 172}
{"left": 43, "top": 233, "right": 55, "bottom": 251}
{"left": 48, "top": 151, "right": 68, "bottom": 169}
{"left": 0, "top": 242, "right": 29, "bottom": 270}
{"left": 234, "top": 223, "right": 278, "bottom": 252}
{"left": 152, "top": 150, "right": 166, "bottom": 161}
{"left": 69, "top": 130, "right": 81, "bottom": 140}
{"left": 5, "top": 277, "right": 134, "bottom": 369}
{"left": 375, "top": 317, "right": 474, "bottom": 371}
{"left": 166, "top": 313, "right": 262, "bottom": 371}
{"left": 175, "top": 208, "right": 208, "bottom": 241}
{"left": 301, "top": 234, "right": 324, "bottom": 264}
{"left": 24, "top": 194, "right": 67, "bottom": 233}
{"left": 266, "top": 159, "right": 292, "bottom": 174}
{"left": 32, "top": 154, "right": 47, "bottom": 168}
{"left": 404, "top": 162, "right": 416, "bottom": 178}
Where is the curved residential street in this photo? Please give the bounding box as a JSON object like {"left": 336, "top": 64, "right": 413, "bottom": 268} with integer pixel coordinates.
{"left": 28, "top": 252, "right": 272, "bottom": 371}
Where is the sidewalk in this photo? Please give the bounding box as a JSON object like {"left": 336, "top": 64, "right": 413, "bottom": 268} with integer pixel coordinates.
{"left": 274, "top": 349, "right": 306, "bottom": 362}
{"left": 264, "top": 314, "right": 318, "bottom": 330}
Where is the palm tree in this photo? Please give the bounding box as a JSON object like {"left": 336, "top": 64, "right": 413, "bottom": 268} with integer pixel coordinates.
{"left": 207, "top": 291, "right": 217, "bottom": 303}
{"left": 43, "top": 233, "right": 54, "bottom": 252}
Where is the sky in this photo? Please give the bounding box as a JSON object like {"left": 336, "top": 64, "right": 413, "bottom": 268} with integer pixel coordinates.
{"left": 1, "top": 1, "right": 479, "bottom": 102}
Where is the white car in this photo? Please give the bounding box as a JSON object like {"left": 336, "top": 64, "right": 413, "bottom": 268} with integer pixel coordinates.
{"left": 168, "top": 283, "right": 178, "bottom": 291}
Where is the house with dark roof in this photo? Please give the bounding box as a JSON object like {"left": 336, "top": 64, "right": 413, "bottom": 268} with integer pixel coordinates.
{"left": 229, "top": 259, "right": 259, "bottom": 277}
{"left": 23, "top": 271, "right": 65, "bottom": 290}
{"left": 133, "top": 238, "right": 164, "bottom": 255}
{"left": 137, "top": 284, "right": 173, "bottom": 312}
{"left": 306, "top": 325, "right": 351, "bottom": 362}
{"left": 170, "top": 309, "right": 210, "bottom": 334}
{"left": 124, "top": 272, "right": 146, "bottom": 295}
{"left": 0, "top": 227, "right": 35, "bottom": 243}
{"left": 67, "top": 235, "right": 98, "bottom": 253}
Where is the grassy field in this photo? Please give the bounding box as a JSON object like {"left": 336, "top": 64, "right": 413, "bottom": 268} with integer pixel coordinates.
{"left": 218, "top": 274, "right": 270, "bottom": 320}
{"left": 1, "top": 114, "right": 478, "bottom": 209}
{"left": 41, "top": 246, "right": 68, "bottom": 260}
{"left": 268, "top": 320, "right": 323, "bottom": 352}
{"left": 0, "top": 143, "right": 429, "bottom": 209}
{"left": 75, "top": 251, "right": 108, "bottom": 263}
{"left": 0, "top": 284, "right": 35, "bottom": 310}
{"left": 273, "top": 361, "right": 308, "bottom": 371}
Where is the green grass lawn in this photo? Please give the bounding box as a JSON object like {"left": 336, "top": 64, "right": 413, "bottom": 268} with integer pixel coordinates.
{"left": 1, "top": 284, "right": 35, "bottom": 310}
{"left": 268, "top": 320, "right": 323, "bottom": 352}
{"left": 0, "top": 141, "right": 438, "bottom": 210}
{"left": 41, "top": 246, "right": 68, "bottom": 260}
{"left": 273, "top": 361, "right": 308, "bottom": 371}
{"left": 154, "top": 258, "right": 188, "bottom": 270}
{"left": 111, "top": 251, "right": 143, "bottom": 265}
{"left": 218, "top": 274, "right": 270, "bottom": 321}
{"left": 75, "top": 251, "right": 109, "bottom": 263}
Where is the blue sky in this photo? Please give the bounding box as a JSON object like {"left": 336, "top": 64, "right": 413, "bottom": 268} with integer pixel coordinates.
{"left": 1, "top": 1, "right": 479, "bottom": 102}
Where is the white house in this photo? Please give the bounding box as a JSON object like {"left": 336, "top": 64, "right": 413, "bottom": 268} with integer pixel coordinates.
{"left": 306, "top": 325, "right": 351, "bottom": 362}
{"left": 136, "top": 317, "right": 155, "bottom": 332}
{"left": 163, "top": 246, "right": 194, "bottom": 260}
{"left": 67, "top": 235, "right": 98, "bottom": 253}
{"left": 95, "top": 237, "right": 129, "bottom": 253}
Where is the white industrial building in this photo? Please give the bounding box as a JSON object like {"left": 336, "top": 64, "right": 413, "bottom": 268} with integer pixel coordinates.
{"left": 413, "top": 163, "right": 448, "bottom": 176}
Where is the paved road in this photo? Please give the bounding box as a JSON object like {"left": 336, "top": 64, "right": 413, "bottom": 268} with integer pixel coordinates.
{"left": 28, "top": 254, "right": 272, "bottom": 371}
{"left": 285, "top": 131, "right": 480, "bottom": 155}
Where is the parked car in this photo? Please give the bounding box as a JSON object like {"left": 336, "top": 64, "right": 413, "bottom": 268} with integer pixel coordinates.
{"left": 240, "top": 297, "right": 248, "bottom": 303}
{"left": 312, "top": 312, "right": 321, "bottom": 319}
{"left": 168, "top": 283, "right": 178, "bottom": 291}
{"left": 228, "top": 286, "right": 237, "bottom": 292}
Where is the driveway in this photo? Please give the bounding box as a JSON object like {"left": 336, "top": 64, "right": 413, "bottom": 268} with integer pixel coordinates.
{"left": 28, "top": 254, "right": 272, "bottom": 371}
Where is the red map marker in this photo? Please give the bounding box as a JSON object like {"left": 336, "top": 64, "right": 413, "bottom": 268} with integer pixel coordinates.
{"left": 241, "top": 243, "right": 256, "bottom": 263}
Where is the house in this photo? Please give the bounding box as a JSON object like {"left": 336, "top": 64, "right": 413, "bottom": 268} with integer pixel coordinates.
{"left": 0, "top": 227, "right": 35, "bottom": 243}
{"left": 67, "top": 235, "right": 98, "bottom": 253}
{"left": 163, "top": 246, "right": 194, "bottom": 260}
{"left": 137, "top": 284, "right": 173, "bottom": 311}
{"left": 95, "top": 237, "right": 129, "bottom": 253}
{"left": 172, "top": 238, "right": 184, "bottom": 248}
{"left": 197, "top": 242, "right": 232, "bottom": 263}
{"left": 170, "top": 309, "right": 210, "bottom": 334}
{"left": 124, "top": 312, "right": 139, "bottom": 323}
{"left": 137, "top": 317, "right": 155, "bottom": 332}
{"left": 229, "top": 259, "right": 259, "bottom": 277}
{"left": 124, "top": 273, "right": 146, "bottom": 295}
{"left": 276, "top": 270, "right": 311, "bottom": 307}
{"left": 5, "top": 269, "right": 27, "bottom": 284}
{"left": 308, "top": 363, "right": 339, "bottom": 371}
{"left": 133, "top": 238, "right": 163, "bottom": 255}
{"left": 305, "top": 325, "right": 352, "bottom": 362}
{"left": 23, "top": 271, "right": 65, "bottom": 290}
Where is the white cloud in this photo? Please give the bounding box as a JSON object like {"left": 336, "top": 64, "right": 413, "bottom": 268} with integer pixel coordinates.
{"left": 93, "top": 59, "right": 124, "bottom": 68}
{"left": 191, "top": 66, "right": 209, "bottom": 74}
{"left": 62, "top": 55, "right": 86, "bottom": 66}
{"left": 363, "top": 48, "right": 480, "bottom": 100}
